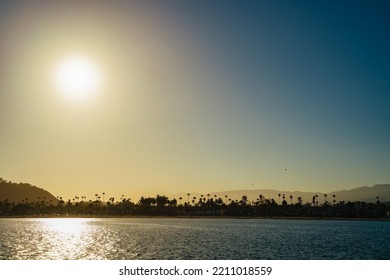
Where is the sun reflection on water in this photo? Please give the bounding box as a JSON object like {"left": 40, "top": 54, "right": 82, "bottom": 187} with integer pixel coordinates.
{"left": 41, "top": 217, "right": 89, "bottom": 233}
{"left": 36, "top": 218, "right": 96, "bottom": 259}
{"left": 0, "top": 218, "right": 122, "bottom": 260}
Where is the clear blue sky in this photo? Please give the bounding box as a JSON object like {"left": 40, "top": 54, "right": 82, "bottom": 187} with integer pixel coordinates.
{"left": 0, "top": 0, "right": 389, "bottom": 200}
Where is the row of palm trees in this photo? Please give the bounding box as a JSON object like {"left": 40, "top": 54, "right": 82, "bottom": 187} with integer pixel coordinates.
{"left": 177, "top": 193, "right": 344, "bottom": 207}
{"left": 0, "top": 191, "right": 388, "bottom": 218}
{"left": 12, "top": 190, "right": 383, "bottom": 209}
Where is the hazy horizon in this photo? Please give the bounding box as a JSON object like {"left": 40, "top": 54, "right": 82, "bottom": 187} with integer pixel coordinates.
{"left": 1, "top": 0, "right": 389, "bottom": 201}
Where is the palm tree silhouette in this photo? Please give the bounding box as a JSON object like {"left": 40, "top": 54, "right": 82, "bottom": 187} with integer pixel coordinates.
{"left": 241, "top": 195, "right": 248, "bottom": 205}
{"left": 187, "top": 193, "right": 190, "bottom": 205}
{"left": 278, "top": 193, "right": 281, "bottom": 205}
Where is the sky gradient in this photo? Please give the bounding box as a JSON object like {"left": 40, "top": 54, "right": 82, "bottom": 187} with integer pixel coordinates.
{"left": 1, "top": 0, "right": 389, "bottom": 201}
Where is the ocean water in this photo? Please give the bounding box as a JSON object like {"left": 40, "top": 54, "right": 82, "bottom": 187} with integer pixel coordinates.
{"left": 0, "top": 218, "right": 388, "bottom": 260}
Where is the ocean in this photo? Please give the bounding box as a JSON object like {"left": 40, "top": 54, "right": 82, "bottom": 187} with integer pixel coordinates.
{"left": 0, "top": 218, "right": 388, "bottom": 260}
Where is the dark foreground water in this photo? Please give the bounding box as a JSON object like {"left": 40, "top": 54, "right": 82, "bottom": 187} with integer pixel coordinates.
{"left": 0, "top": 218, "right": 388, "bottom": 260}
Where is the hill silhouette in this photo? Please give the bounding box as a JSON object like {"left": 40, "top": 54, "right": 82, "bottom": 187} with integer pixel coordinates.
{"left": 0, "top": 178, "right": 58, "bottom": 204}
{"left": 171, "top": 184, "right": 390, "bottom": 205}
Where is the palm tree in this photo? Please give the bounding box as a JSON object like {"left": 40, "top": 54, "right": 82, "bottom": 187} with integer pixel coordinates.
{"left": 187, "top": 193, "right": 190, "bottom": 204}
{"left": 278, "top": 193, "right": 281, "bottom": 205}
{"left": 102, "top": 192, "right": 105, "bottom": 203}
{"left": 290, "top": 195, "right": 293, "bottom": 205}
{"left": 179, "top": 197, "right": 182, "bottom": 205}
{"left": 332, "top": 194, "right": 336, "bottom": 205}
{"left": 225, "top": 195, "right": 228, "bottom": 204}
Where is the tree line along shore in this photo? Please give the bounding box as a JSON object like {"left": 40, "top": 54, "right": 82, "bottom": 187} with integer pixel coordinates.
{"left": 1, "top": 193, "right": 389, "bottom": 218}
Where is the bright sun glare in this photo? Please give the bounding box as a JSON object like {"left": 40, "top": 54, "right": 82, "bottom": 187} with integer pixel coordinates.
{"left": 54, "top": 55, "right": 102, "bottom": 101}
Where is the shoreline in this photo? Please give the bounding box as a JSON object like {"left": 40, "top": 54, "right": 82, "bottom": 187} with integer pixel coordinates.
{"left": 1, "top": 215, "right": 389, "bottom": 221}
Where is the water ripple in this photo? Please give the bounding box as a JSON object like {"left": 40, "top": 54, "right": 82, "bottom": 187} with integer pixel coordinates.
{"left": 0, "top": 218, "right": 388, "bottom": 260}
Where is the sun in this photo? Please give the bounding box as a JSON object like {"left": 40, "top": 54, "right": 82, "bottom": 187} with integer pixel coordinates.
{"left": 54, "top": 55, "right": 102, "bottom": 101}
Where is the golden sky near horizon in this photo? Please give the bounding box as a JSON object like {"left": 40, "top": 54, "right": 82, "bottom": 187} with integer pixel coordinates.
{"left": 1, "top": 1, "right": 389, "bottom": 201}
